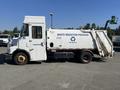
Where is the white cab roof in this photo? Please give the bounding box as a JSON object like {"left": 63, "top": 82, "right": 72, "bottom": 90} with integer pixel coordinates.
{"left": 24, "top": 16, "right": 45, "bottom": 24}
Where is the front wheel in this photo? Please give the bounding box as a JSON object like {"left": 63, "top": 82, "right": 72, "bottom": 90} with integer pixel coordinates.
{"left": 80, "top": 51, "right": 92, "bottom": 64}
{"left": 13, "top": 52, "right": 28, "bottom": 65}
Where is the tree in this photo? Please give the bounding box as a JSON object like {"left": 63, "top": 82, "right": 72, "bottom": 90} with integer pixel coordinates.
{"left": 96, "top": 26, "right": 100, "bottom": 30}
{"left": 3, "top": 30, "right": 9, "bottom": 34}
{"left": 107, "top": 29, "right": 115, "bottom": 40}
{"left": 79, "top": 26, "right": 83, "bottom": 29}
{"left": 99, "top": 27, "right": 104, "bottom": 30}
{"left": 115, "top": 25, "right": 120, "bottom": 35}
{"left": 83, "top": 23, "right": 91, "bottom": 29}
{"left": 91, "top": 23, "right": 96, "bottom": 29}
{"left": 13, "top": 27, "right": 19, "bottom": 33}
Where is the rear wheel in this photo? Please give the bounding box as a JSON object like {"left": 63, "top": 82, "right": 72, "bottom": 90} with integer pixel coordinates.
{"left": 13, "top": 52, "right": 28, "bottom": 65}
{"left": 80, "top": 51, "right": 92, "bottom": 64}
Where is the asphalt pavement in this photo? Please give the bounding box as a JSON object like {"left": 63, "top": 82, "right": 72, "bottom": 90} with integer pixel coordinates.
{"left": 0, "top": 47, "right": 120, "bottom": 90}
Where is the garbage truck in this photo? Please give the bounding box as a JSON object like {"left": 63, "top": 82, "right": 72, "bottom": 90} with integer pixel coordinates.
{"left": 7, "top": 16, "right": 113, "bottom": 65}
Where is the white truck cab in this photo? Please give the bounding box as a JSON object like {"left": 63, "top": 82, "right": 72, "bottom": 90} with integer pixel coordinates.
{"left": 8, "top": 16, "right": 113, "bottom": 65}
{"left": 9, "top": 16, "right": 47, "bottom": 64}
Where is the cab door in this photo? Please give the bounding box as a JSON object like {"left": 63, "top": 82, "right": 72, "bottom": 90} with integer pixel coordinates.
{"left": 29, "top": 24, "right": 47, "bottom": 61}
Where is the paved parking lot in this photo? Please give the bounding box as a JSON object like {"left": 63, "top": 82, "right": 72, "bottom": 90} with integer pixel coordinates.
{"left": 0, "top": 47, "right": 120, "bottom": 90}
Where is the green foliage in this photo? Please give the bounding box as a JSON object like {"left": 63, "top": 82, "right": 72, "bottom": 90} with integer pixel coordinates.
{"left": 83, "top": 23, "right": 91, "bottom": 29}
{"left": 91, "top": 23, "right": 96, "bottom": 29}
{"left": 13, "top": 27, "right": 19, "bottom": 33}
{"left": 115, "top": 25, "right": 120, "bottom": 35}
{"left": 96, "top": 26, "right": 100, "bottom": 30}
{"left": 107, "top": 29, "right": 115, "bottom": 40}
{"left": 110, "top": 16, "right": 117, "bottom": 24}
{"left": 83, "top": 23, "right": 97, "bottom": 29}
{"left": 1, "top": 27, "right": 20, "bottom": 37}
{"left": 80, "top": 21, "right": 119, "bottom": 39}
{"left": 3, "top": 30, "right": 9, "bottom": 34}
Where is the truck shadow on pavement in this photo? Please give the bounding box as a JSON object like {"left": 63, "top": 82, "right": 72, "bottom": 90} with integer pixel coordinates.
{"left": 0, "top": 54, "right": 106, "bottom": 65}
{"left": 0, "top": 54, "right": 6, "bottom": 64}
{"left": 45, "top": 57, "right": 106, "bottom": 64}
{"left": 0, "top": 54, "right": 16, "bottom": 65}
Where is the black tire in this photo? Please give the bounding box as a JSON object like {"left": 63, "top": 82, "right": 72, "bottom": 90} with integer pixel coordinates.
{"left": 13, "top": 52, "right": 28, "bottom": 65}
{"left": 80, "top": 51, "right": 92, "bottom": 64}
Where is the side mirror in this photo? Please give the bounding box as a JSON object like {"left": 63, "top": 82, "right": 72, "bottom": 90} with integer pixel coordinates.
{"left": 22, "top": 36, "right": 26, "bottom": 39}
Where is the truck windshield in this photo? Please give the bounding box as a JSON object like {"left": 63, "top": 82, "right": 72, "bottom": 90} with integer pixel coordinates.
{"left": 21, "top": 24, "right": 29, "bottom": 37}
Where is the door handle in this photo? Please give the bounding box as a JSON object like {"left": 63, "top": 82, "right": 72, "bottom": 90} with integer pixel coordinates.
{"left": 41, "top": 42, "right": 44, "bottom": 46}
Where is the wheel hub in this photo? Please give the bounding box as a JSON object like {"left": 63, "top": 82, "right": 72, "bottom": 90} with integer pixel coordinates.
{"left": 18, "top": 55, "right": 26, "bottom": 63}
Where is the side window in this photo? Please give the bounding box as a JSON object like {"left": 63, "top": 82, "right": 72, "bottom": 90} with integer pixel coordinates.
{"left": 32, "top": 26, "right": 42, "bottom": 39}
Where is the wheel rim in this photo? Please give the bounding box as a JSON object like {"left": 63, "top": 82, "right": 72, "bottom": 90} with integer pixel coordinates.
{"left": 83, "top": 55, "right": 90, "bottom": 62}
{"left": 17, "top": 55, "right": 26, "bottom": 63}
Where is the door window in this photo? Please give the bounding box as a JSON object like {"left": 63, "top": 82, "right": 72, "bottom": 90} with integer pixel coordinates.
{"left": 21, "top": 24, "right": 29, "bottom": 36}
{"left": 32, "top": 26, "right": 42, "bottom": 39}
